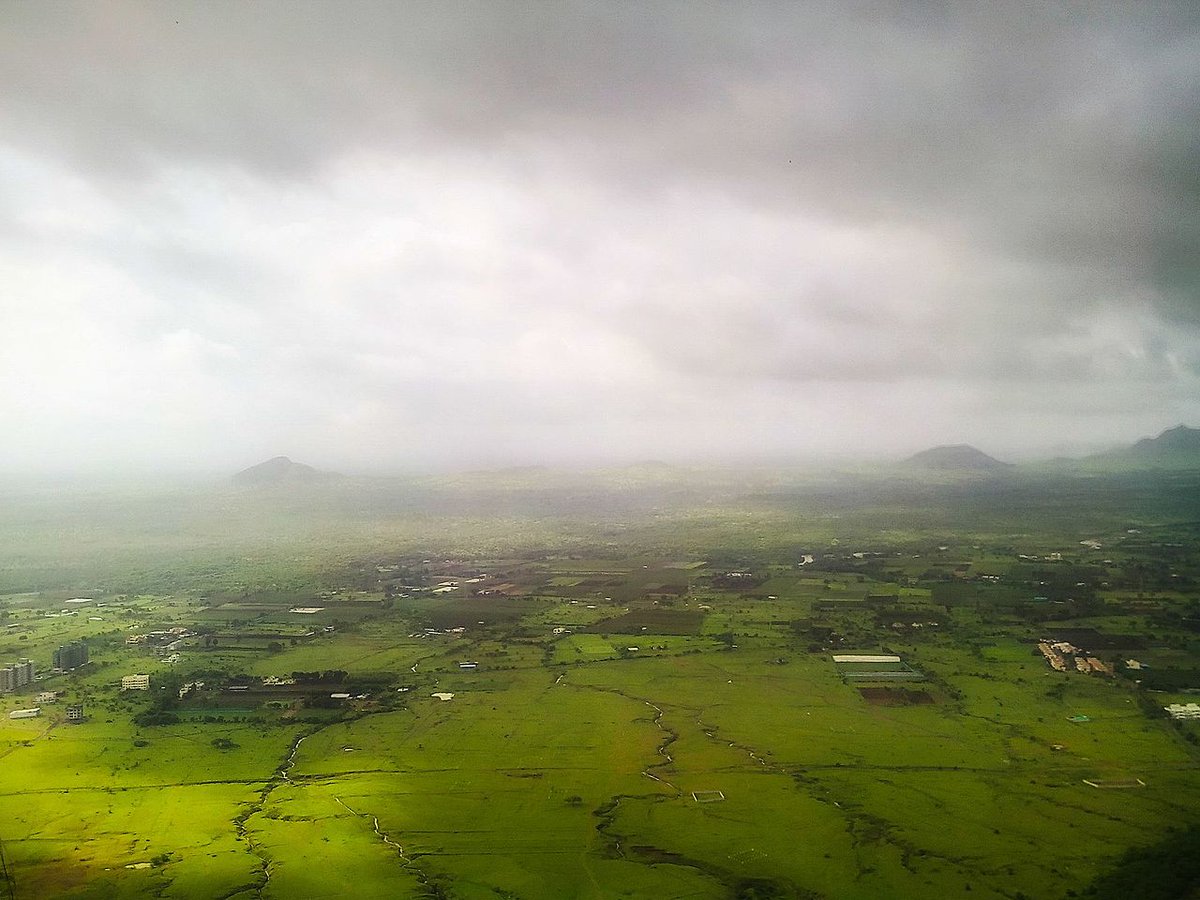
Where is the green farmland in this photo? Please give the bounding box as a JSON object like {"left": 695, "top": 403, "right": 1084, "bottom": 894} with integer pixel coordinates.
{"left": 1, "top": 467, "right": 1199, "bottom": 898}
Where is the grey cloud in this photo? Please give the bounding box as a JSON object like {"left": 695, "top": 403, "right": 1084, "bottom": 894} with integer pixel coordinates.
{"left": 2, "top": 2, "right": 1199, "bottom": 472}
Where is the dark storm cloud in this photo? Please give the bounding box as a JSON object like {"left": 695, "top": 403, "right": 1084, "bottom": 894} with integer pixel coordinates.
{"left": 1, "top": 2, "right": 1198, "bottom": 471}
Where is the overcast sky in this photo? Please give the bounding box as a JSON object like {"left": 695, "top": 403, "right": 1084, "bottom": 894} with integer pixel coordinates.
{"left": 2, "top": 2, "right": 1198, "bottom": 474}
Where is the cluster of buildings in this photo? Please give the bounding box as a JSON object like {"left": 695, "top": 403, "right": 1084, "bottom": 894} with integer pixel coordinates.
{"left": 0, "top": 658, "right": 34, "bottom": 693}
{"left": 179, "top": 680, "right": 206, "bottom": 699}
{"left": 7, "top": 703, "right": 83, "bottom": 722}
{"left": 124, "top": 627, "right": 190, "bottom": 650}
{"left": 1, "top": 647, "right": 89, "bottom": 722}
{"left": 1, "top": 660, "right": 86, "bottom": 723}
{"left": 53, "top": 640, "right": 89, "bottom": 671}
{"left": 1037, "top": 640, "right": 1113, "bottom": 675}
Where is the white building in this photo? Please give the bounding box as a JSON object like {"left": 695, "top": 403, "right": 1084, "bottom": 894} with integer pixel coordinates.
{"left": 121, "top": 674, "right": 150, "bottom": 691}
{"left": 1165, "top": 703, "right": 1200, "bottom": 720}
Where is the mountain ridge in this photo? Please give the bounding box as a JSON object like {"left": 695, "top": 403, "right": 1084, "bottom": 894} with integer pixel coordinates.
{"left": 1128, "top": 425, "right": 1200, "bottom": 457}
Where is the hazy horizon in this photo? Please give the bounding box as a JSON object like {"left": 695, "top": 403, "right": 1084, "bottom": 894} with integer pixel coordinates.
{"left": 2, "top": 427, "right": 1192, "bottom": 486}
{"left": 3, "top": 3, "right": 1198, "bottom": 476}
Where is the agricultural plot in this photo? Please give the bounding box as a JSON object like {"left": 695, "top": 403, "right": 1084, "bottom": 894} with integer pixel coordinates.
{"left": 582, "top": 607, "right": 706, "bottom": 635}
{"left": 835, "top": 654, "right": 926, "bottom": 682}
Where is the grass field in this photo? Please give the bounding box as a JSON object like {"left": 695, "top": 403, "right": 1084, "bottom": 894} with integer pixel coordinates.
{"left": 1, "top": 469, "right": 1199, "bottom": 897}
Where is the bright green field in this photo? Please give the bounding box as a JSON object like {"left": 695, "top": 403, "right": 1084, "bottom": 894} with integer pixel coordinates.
{"left": 4, "top": 621, "right": 1197, "bottom": 899}
{"left": 2, "top": 469, "right": 1200, "bottom": 898}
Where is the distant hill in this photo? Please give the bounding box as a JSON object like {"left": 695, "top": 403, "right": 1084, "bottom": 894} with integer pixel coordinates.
{"left": 1128, "top": 425, "right": 1200, "bottom": 459}
{"left": 1079, "top": 425, "right": 1200, "bottom": 470}
{"left": 903, "top": 444, "right": 1012, "bottom": 471}
{"left": 231, "top": 456, "right": 333, "bottom": 486}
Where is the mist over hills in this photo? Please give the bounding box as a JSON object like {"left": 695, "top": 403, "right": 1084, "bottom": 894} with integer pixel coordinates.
{"left": 5, "top": 428, "right": 1200, "bottom": 599}
{"left": 1067, "top": 425, "right": 1200, "bottom": 471}
{"left": 885, "top": 427, "right": 1200, "bottom": 479}
{"left": 231, "top": 456, "right": 338, "bottom": 487}
{"left": 1128, "top": 425, "right": 1200, "bottom": 458}
{"left": 895, "top": 427, "right": 1200, "bottom": 475}
{"left": 902, "top": 445, "right": 1012, "bottom": 471}
{"left": 224, "top": 425, "right": 1200, "bottom": 490}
